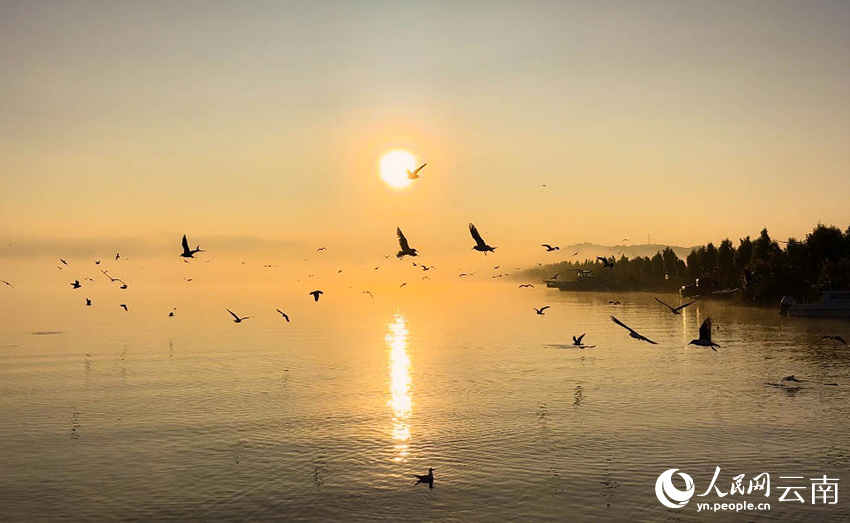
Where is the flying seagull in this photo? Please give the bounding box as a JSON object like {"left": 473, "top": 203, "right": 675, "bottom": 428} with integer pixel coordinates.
{"left": 822, "top": 335, "right": 847, "bottom": 345}
{"left": 396, "top": 228, "right": 418, "bottom": 258}
{"left": 85, "top": 298, "right": 92, "bottom": 306}
{"left": 655, "top": 297, "right": 696, "bottom": 314}
{"left": 276, "top": 309, "right": 290, "bottom": 322}
{"left": 572, "top": 333, "right": 586, "bottom": 346}
{"left": 309, "top": 290, "right": 323, "bottom": 302}
{"left": 363, "top": 291, "right": 374, "bottom": 298}
{"left": 541, "top": 244, "right": 560, "bottom": 252}
{"left": 115, "top": 253, "right": 120, "bottom": 260}
{"left": 1, "top": 280, "right": 13, "bottom": 288}
{"left": 180, "top": 234, "right": 204, "bottom": 258}
{"left": 60, "top": 258, "right": 67, "bottom": 265}
{"left": 226, "top": 309, "right": 250, "bottom": 323}
{"left": 316, "top": 247, "right": 327, "bottom": 252}
{"left": 120, "top": 304, "right": 128, "bottom": 312}
{"left": 413, "top": 468, "right": 434, "bottom": 488}
{"left": 399, "top": 282, "right": 407, "bottom": 288}
{"left": 611, "top": 316, "right": 658, "bottom": 344}
{"left": 94, "top": 260, "right": 100, "bottom": 265}
{"left": 407, "top": 163, "right": 427, "bottom": 180}
{"left": 534, "top": 306, "right": 550, "bottom": 315}
{"left": 469, "top": 223, "right": 496, "bottom": 254}
{"left": 688, "top": 318, "right": 720, "bottom": 351}
{"left": 70, "top": 280, "right": 81, "bottom": 289}
{"left": 597, "top": 257, "right": 615, "bottom": 268}
{"left": 518, "top": 284, "right": 534, "bottom": 288}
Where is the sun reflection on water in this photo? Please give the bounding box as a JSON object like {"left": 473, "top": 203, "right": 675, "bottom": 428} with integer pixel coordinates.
{"left": 386, "top": 313, "right": 411, "bottom": 462}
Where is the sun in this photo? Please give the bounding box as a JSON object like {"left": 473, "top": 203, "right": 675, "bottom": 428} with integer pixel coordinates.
{"left": 379, "top": 150, "right": 417, "bottom": 189}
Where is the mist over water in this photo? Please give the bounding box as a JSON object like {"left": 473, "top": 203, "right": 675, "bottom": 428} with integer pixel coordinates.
{"left": 1, "top": 282, "right": 848, "bottom": 521}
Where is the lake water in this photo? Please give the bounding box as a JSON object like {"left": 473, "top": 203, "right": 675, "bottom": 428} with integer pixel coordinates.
{"left": 1, "top": 280, "right": 849, "bottom": 521}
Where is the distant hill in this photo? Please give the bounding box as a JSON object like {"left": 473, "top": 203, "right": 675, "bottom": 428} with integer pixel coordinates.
{"left": 558, "top": 242, "right": 696, "bottom": 262}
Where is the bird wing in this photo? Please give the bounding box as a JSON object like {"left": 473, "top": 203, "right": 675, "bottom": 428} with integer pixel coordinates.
{"left": 654, "top": 297, "right": 675, "bottom": 311}
{"left": 577, "top": 333, "right": 586, "bottom": 344}
{"left": 837, "top": 336, "right": 847, "bottom": 345}
{"left": 610, "top": 315, "right": 634, "bottom": 334}
{"left": 411, "top": 163, "right": 426, "bottom": 175}
{"left": 469, "top": 223, "right": 486, "bottom": 248}
{"left": 699, "top": 318, "right": 712, "bottom": 342}
{"left": 674, "top": 301, "right": 696, "bottom": 311}
{"left": 226, "top": 309, "right": 240, "bottom": 320}
{"left": 181, "top": 234, "right": 190, "bottom": 254}
{"left": 541, "top": 244, "right": 552, "bottom": 249}
{"left": 397, "top": 227, "right": 411, "bottom": 251}
{"left": 540, "top": 306, "right": 550, "bottom": 312}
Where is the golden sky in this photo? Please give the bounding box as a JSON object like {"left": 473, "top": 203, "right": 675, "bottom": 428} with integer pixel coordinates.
{"left": 1, "top": 1, "right": 848, "bottom": 265}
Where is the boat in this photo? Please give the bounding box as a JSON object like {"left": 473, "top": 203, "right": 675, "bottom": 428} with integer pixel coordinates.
{"left": 779, "top": 291, "right": 850, "bottom": 318}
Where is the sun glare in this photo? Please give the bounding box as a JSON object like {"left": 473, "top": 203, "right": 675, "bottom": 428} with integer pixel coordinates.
{"left": 379, "top": 150, "right": 417, "bottom": 189}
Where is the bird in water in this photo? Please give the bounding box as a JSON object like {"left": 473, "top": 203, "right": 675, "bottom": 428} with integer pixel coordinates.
{"left": 226, "top": 309, "right": 250, "bottom": 323}
{"left": 180, "top": 234, "right": 204, "bottom": 258}
{"left": 533, "top": 306, "right": 550, "bottom": 315}
{"left": 611, "top": 316, "right": 658, "bottom": 344}
{"left": 655, "top": 297, "right": 696, "bottom": 314}
{"left": 120, "top": 304, "right": 128, "bottom": 312}
{"left": 572, "top": 333, "right": 586, "bottom": 346}
{"left": 782, "top": 375, "right": 804, "bottom": 383}
{"left": 597, "top": 256, "right": 615, "bottom": 268}
{"left": 518, "top": 284, "right": 534, "bottom": 288}
{"left": 413, "top": 468, "right": 435, "bottom": 488}
{"left": 70, "top": 280, "right": 81, "bottom": 289}
{"left": 822, "top": 335, "right": 847, "bottom": 345}
{"left": 469, "top": 223, "right": 496, "bottom": 254}
{"left": 396, "top": 228, "right": 418, "bottom": 259}
{"left": 276, "top": 309, "right": 290, "bottom": 322}
{"left": 309, "top": 290, "right": 323, "bottom": 302}
{"left": 688, "top": 318, "right": 720, "bottom": 351}
{"left": 541, "top": 244, "right": 559, "bottom": 252}
{"left": 85, "top": 298, "right": 92, "bottom": 306}
{"left": 406, "top": 163, "right": 427, "bottom": 180}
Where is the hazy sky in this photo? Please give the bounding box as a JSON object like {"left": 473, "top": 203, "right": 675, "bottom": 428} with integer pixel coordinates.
{"left": 1, "top": 0, "right": 848, "bottom": 263}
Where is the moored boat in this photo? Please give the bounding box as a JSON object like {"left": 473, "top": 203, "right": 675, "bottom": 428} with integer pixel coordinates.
{"left": 780, "top": 291, "right": 850, "bottom": 318}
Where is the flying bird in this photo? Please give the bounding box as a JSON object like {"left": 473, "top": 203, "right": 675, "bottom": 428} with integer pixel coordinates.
{"left": 168, "top": 311, "right": 174, "bottom": 317}
{"left": 309, "top": 290, "right": 323, "bottom": 302}
{"left": 550, "top": 273, "right": 559, "bottom": 280}
{"left": 396, "top": 228, "right": 418, "bottom": 258}
{"left": 469, "top": 223, "right": 496, "bottom": 254}
{"left": 180, "top": 234, "right": 204, "bottom": 258}
{"left": 70, "top": 280, "right": 81, "bottom": 289}
{"left": 115, "top": 253, "right": 120, "bottom": 260}
{"left": 85, "top": 298, "right": 92, "bottom": 306}
{"left": 822, "top": 335, "right": 847, "bottom": 345}
{"left": 611, "top": 316, "right": 658, "bottom": 344}
{"left": 541, "top": 244, "right": 560, "bottom": 252}
{"left": 316, "top": 247, "right": 327, "bottom": 252}
{"left": 655, "top": 297, "right": 696, "bottom": 314}
{"left": 226, "top": 309, "right": 250, "bottom": 323}
{"left": 518, "top": 284, "right": 534, "bottom": 288}
{"left": 1, "top": 280, "right": 13, "bottom": 288}
{"left": 60, "top": 258, "right": 67, "bottom": 265}
{"left": 688, "top": 318, "right": 720, "bottom": 351}
{"left": 276, "top": 309, "right": 290, "bottom": 322}
{"left": 572, "top": 333, "right": 586, "bottom": 346}
{"left": 534, "top": 306, "right": 550, "bottom": 315}
{"left": 572, "top": 251, "right": 579, "bottom": 256}
{"left": 413, "top": 468, "right": 434, "bottom": 488}
{"left": 363, "top": 291, "right": 374, "bottom": 298}
{"left": 597, "top": 257, "right": 615, "bottom": 268}
{"left": 120, "top": 304, "right": 128, "bottom": 312}
{"left": 399, "top": 282, "right": 407, "bottom": 288}
{"left": 608, "top": 300, "right": 621, "bottom": 305}
{"left": 407, "top": 163, "right": 427, "bottom": 179}
{"left": 94, "top": 260, "right": 100, "bottom": 265}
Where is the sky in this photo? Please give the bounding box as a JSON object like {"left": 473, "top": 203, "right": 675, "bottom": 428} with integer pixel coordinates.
{"left": 1, "top": 0, "right": 849, "bottom": 267}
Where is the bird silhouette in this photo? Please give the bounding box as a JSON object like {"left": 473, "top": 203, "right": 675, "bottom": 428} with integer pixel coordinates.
{"left": 115, "top": 253, "right": 120, "bottom": 260}
{"left": 518, "top": 284, "right": 534, "bottom": 288}
{"left": 276, "top": 309, "right": 290, "bottom": 322}
{"left": 469, "top": 223, "right": 496, "bottom": 254}
{"left": 363, "top": 291, "right": 374, "bottom": 298}
{"left": 399, "top": 282, "right": 407, "bottom": 288}
{"left": 70, "top": 280, "right": 81, "bottom": 289}
{"left": 180, "top": 234, "right": 204, "bottom": 258}
{"left": 309, "top": 290, "right": 323, "bottom": 302}
{"left": 573, "top": 333, "right": 586, "bottom": 346}
{"left": 60, "top": 258, "right": 67, "bottom": 265}
{"left": 120, "top": 304, "right": 128, "bottom": 311}
{"left": 541, "top": 244, "right": 559, "bottom": 252}
{"left": 168, "top": 311, "right": 174, "bottom": 317}
{"left": 534, "top": 306, "right": 550, "bottom": 315}
{"left": 782, "top": 375, "right": 803, "bottom": 383}
{"left": 822, "top": 335, "right": 847, "bottom": 345}
{"left": 597, "top": 257, "right": 615, "bottom": 268}
{"left": 396, "top": 228, "right": 418, "bottom": 258}
{"left": 608, "top": 300, "right": 621, "bottom": 305}
{"left": 316, "top": 247, "right": 327, "bottom": 252}
{"left": 688, "top": 318, "right": 720, "bottom": 351}
{"left": 611, "top": 316, "right": 657, "bottom": 344}
{"left": 407, "top": 163, "right": 427, "bottom": 179}
{"left": 1, "top": 280, "right": 13, "bottom": 288}
{"left": 572, "top": 251, "right": 579, "bottom": 256}
{"left": 94, "top": 260, "right": 100, "bottom": 265}
{"left": 655, "top": 297, "right": 696, "bottom": 314}
{"left": 85, "top": 298, "right": 92, "bottom": 306}
{"left": 413, "top": 468, "right": 434, "bottom": 488}
{"left": 226, "top": 309, "right": 249, "bottom": 323}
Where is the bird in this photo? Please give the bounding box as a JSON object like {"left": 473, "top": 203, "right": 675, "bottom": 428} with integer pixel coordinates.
{"left": 85, "top": 298, "right": 92, "bottom": 306}
{"left": 396, "top": 228, "right": 418, "bottom": 258}
{"left": 407, "top": 163, "right": 427, "bottom": 179}
{"left": 782, "top": 375, "right": 803, "bottom": 383}
{"left": 459, "top": 272, "right": 475, "bottom": 278}
{"left": 70, "top": 280, "right": 81, "bottom": 289}
{"left": 518, "top": 284, "right": 534, "bottom": 288}
{"left": 60, "top": 258, "right": 67, "bottom": 265}
{"left": 226, "top": 309, "right": 250, "bottom": 323}
{"left": 597, "top": 257, "right": 615, "bottom": 268}
{"left": 180, "top": 234, "right": 204, "bottom": 258}
{"left": 399, "top": 282, "right": 407, "bottom": 288}
{"left": 316, "top": 247, "right": 327, "bottom": 252}
{"left": 572, "top": 333, "right": 586, "bottom": 346}
{"left": 541, "top": 244, "right": 559, "bottom": 252}
{"left": 655, "top": 297, "right": 696, "bottom": 314}
{"left": 572, "top": 251, "right": 579, "bottom": 256}
{"left": 608, "top": 300, "right": 621, "bottom": 305}
{"left": 1, "top": 280, "right": 13, "bottom": 288}
{"left": 120, "top": 304, "right": 128, "bottom": 312}
{"left": 363, "top": 291, "right": 374, "bottom": 298}
{"left": 469, "top": 223, "right": 496, "bottom": 254}
{"left": 493, "top": 265, "right": 500, "bottom": 270}
{"left": 276, "top": 309, "right": 290, "bottom": 322}
{"left": 822, "top": 335, "right": 847, "bottom": 345}
{"left": 413, "top": 468, "right": 434, "bottom": 488}
{"left": 94, "top": 260, "right": 100, "bottom": 265}
{"left": 309, "top": 290, "right": 323, "bottom": 302}
{"left": 115, "top": 253, "right": 120, "bottom": 260}
{"left": 611, "top": 316, "right": 657, "bottom": 344}
{"left": 168, "top": 311, "right": 174, "bottom": 317}
{"left": 118, "top": 281, "right": 128, "bottom": 289}
{"left": 688, "top": 318, "right": 720, "bottom": 351}
{"left": 533, "top": 306, "right": 550, "bottom": 315}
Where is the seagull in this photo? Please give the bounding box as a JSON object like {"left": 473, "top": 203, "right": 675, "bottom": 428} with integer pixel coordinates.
{"left": 407, "top": 163, "right": 427, "bottom": 180}
{"left": 469, "top": 223, "right": 496, "bottom": 254}
{"left": 115, "top": 253, "right": 120, "bottom": 260}
{"left": 168, "top": 311, "right": 174, "bottom": 317}
{"left": 316, "top": 247, "right": 327, "bottom": 252}
{"left": 363, "top": 291, "right": 374, "bottom": 298}
{"left": 572, "top": 333, "right": 586, "bottom": 346}
{"left": 782, "top": 375, "right": 803, "bottom": 383}
{"left": 688, "top": 318, "right": 720, "bottom": 351}
{"left": 94, "top": 260, "right": 101, "bottom": 265}
{"left": 309, "top": 290, "right": 323, "bottom": 302}
{"left": 655, "top": 297, "right": 696, "bottom": 315}
{"left": 120, "top": 304, "right": 128, "bottom": 311}
{"left": 276, "top": 309, "right": 290, "bottom": 322}
{"left": 396, "top": 228, "right": 418, "bottom": 258}
{"left": 85, "top": 298, "right": 92, "bottom": 306}
{"left": 413, "top": 468, "right": 434, "bottom": 488}
{"left": 541, "top": 244, "right": 559, "bottom": 252}
{"left": 1, "top": 280, "right": 13, "bottom": 288}
{"left": 180, "top": 234, "right": 204, "bottom": 258}
{"left": 822, "top": 335, "right": 847, "bottom": 345}
{"left": 493, "top": 265, "right": 500, "bottom": 270}
{"left": 550, "top": 273, "right": 559, "bottom": 280}
{"left": 572, "top": 251, "right": 579, "bottom": 256}
{"left": 608, "top": 300, "right": 621, "bottom": 305}
{"left": 459, "top": 272, "right": 475, "bottom": 278}
{"left": 226, "top": 309, "right": 249, "bottom": 323}
{"left": 534, "top": 306, "right": 550, "bottom": 315}
{"left": 70, "top": 280, "right": 81, "bottom": 289}
{"left": 611, "top": 316, "right": 658, "bottom": 344}
{"left": 519, "top": 284, "right": 534, "bottom": 288}
{"left": 597, "top": 257, "right": 615, "bottom": 268}
{"left": 60, "top": 258, "right": 67, "bottom": 265}
{"left": 399, "top": 282, "right": 407, "bottom": 288}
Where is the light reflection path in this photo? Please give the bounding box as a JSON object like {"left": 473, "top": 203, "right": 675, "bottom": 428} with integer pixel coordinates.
{"left": 386, "top": 313, "right": 411, "bottom": 463}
